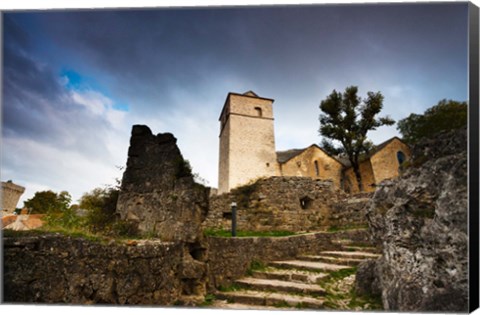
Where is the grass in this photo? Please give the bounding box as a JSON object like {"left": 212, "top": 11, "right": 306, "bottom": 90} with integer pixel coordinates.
{"left": 2, "top": 227, "right": 104, "bottom": 243}
{"left": 295, "top": 302, "right": 308, "bottom": 309}
{"left": 199, "top": 294, "right": 216, "bottom": 306}
{"left": 204, "top": 229, "right": 295, "bottom": 238}
{"left": 218, "top": 283, "right": 242, "bottom": 292}
{"left": 3, "top": 224, "right": 158, "bottom": 245}
{"left": 319, "top": 267, "right": 357, "bottom": 286}
{"left": 318, "top": 266, "right": 383, "bottom": 311}
{"left": 246, "top": 260, "right": 268, "bottom": 276}
{"left": 273, "top": 301, "right": 291, "bottom": 308}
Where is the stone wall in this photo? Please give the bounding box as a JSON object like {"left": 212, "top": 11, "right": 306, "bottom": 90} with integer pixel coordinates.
{"left": 204, "top": 176, "right": 370, "bottom": 232}
{"left": 3, "top": 233, "right": 202, "bottom": 305}
{"left": 207, "top": 229, "right": 371, "bottom": 289}
{"left": 1, "top": 181, "right": 25, "bottom": 214}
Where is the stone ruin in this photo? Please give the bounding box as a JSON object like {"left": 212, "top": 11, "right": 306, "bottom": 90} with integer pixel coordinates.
{"left": 116, "top": 125, "right": 209, "bottom": 242}
{"left": 116, "top": 125, "right": 210, "bottom": 299}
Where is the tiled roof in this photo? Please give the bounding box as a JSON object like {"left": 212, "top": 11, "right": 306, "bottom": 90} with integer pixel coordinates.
{"left": 2, "top": 214, "right": 45, "bottom": 230}
{"left": 276, "top": 144, "right": 346, "bottom": 166}
{"left": 276, "top": 148, "right": 306, "bottom": 163}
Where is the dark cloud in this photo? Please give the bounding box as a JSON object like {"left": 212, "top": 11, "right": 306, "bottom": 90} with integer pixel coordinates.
{"left": 2, "top": 3, "right": 470, "bottom": 203}
{"left": 2, "top": 16, "right": 119, "bottom": 162}
{"left": 11, "top": 3, "right": 465, "bottom": 112}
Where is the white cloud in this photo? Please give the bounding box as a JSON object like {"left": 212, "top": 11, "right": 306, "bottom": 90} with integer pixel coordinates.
{"left": 71, "top": 89, "right": 112, "bottom": 115}
{"left": 3, "top": 134, "right": 123, "bottom": 207}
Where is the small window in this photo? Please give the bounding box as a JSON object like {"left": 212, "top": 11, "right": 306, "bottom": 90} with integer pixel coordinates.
{"left": 254, "top": 107, "right": 263, "bottom": 117}
{"left": 397, "top": 151, "right": 406, "bottom": 165}
{"left": 300, "top": 196, "right": 313, "bottom": 210}
{"left": 314, "top": 160, "right": 320, "bottom": 176}
{"left": 266, "top": 162, "right": 270, "bottom": 167}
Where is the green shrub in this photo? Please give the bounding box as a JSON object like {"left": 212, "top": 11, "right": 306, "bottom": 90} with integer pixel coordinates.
{"left": 175, "top": 157, "right": 193, "bottom": 178}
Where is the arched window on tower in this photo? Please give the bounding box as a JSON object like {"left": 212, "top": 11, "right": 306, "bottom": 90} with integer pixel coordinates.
{"left": 397, "top": 151, "right": 406, "bottom": 165}
{"left": 314, "top": 160, "right": 320, "bottom": 177}
{"left": 254, "top": 107, "right": 263, "bottom": 117}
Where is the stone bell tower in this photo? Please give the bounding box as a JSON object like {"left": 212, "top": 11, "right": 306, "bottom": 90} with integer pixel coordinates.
{"left": 218, "top": 91, "right": 278, "bottom": 194}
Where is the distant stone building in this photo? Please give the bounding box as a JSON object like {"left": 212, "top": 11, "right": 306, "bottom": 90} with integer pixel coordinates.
{"left": 1, "top": 181, "right": 25, "bottom": 214}
{"left": 218, "top": 91, "right": 411, "bottom": 194}
{"left": 342, "top": 137, "right": 411, "bottom": 193}
{"left": 277, "top": 145, "right": 345, "bottom": 189}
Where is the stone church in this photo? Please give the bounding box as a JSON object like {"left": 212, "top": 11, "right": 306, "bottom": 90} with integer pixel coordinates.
{"left": 218, "top": 91, "right": 410, "bottom": 194}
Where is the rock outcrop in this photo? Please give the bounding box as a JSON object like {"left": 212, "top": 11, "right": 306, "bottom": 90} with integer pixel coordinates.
{"left": 359, "top": 127, "right": 468, "bottom": 312}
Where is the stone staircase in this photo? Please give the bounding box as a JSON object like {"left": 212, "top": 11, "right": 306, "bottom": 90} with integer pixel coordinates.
{"left": 212, "top": 240, "right": 381, "bottom": 310}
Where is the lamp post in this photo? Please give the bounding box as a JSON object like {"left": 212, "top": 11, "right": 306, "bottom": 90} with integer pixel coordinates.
{"left": 231, "top": 201, "right": 237, "bottom": 237}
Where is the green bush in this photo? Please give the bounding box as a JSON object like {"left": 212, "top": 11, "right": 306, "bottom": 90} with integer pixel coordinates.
{"left": 175, "top": 157, "right": 193, "bottom": 178}
{"left": 80, "top": 187, "right": 119, "bottom": 233}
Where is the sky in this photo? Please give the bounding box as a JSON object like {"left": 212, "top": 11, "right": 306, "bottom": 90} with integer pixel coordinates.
{"left": 1, "top": 1, "right": 470, "bottom": 207}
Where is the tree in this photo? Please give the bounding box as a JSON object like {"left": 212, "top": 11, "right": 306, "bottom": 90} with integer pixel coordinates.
{"left": 24, "top": 190, "right": 71, "bottom": 214}
{"left": 397, "top": 99, "right": 467, "bottom": 144}
{"left": 79, "top": 187, "right": 119, "bottom": 233}
{"left": 319, "top": 86, "right": 395, "bottom": 192}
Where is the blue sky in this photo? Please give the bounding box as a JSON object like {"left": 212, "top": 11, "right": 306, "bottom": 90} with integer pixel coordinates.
{"left": 1, "top": 2, "right": 471, "bottom": 206}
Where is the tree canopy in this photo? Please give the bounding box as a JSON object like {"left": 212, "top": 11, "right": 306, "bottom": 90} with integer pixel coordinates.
{"left": 24, "top": 190, "right": 71, "bottom": 214}
{"left": 397, "top": 99, "right": 467, "bottom": 144}
{"left": 319, "top": 86, "right": 395, "bottom": 191}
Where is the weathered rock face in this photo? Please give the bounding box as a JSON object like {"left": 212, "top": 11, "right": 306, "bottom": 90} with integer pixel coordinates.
{"left": 204, "top": 176, "right": 370, "bottom": 232}
{"left": 116, "top": 125, "right": 209, "bottom": 243}
{"left": 3, "top": 234, "right": 185, "bottom": 305}
{"left": 363, "top": 128, "right": 468, "bottom": 312}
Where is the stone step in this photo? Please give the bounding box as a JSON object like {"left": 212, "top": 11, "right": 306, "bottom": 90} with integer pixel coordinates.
{"left": 269, "top": 260, "right": 351, "bottom": 273}
{"left": 319, "top": 251, "right": 381, "bottom": 260}
{"left": 331, "top": 239, "right": 374, "bottom": 247}
{"left": 211, "top": 301, "right": 291, "bottom": 310}
{"left": 215, "top": 289, "right": 325, "bottom": 309}
{"left": 251, "top": 268, "right": 329, "bottom": 284}
{"left": 298, "top": 255, "right": 365, "bottom": 266}
{"left": 235, "top": 277, "right": 326, "bottom": 295}
{"left": 343, "top": 246, "right": 380, "bottom": 253}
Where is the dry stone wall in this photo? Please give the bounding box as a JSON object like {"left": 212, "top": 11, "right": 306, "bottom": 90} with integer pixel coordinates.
{"left": 204, "top": 176, "right": 370, "bottom": 232}
{"left": 3, "top": 234, "right": 189, "bottom": 305}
